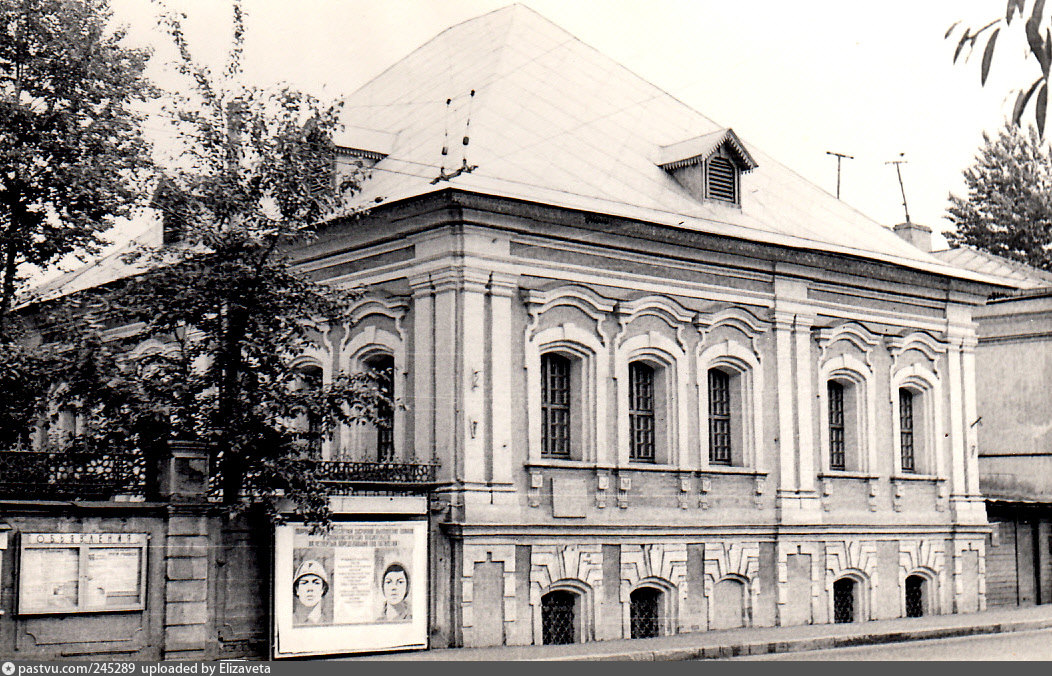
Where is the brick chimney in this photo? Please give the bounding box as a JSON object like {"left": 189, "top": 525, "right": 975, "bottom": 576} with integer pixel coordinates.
{"left": 893, "top": 221, "right": 932, "bottom": 252}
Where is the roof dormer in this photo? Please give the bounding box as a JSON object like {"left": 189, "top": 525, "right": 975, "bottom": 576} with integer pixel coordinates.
{"left": 657, "top": 128, "right": 757, "bottom": 206}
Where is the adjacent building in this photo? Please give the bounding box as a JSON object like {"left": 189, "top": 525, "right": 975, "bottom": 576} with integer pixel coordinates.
{"left": 932, "top": 245, "right": 1052, "bottom": 610}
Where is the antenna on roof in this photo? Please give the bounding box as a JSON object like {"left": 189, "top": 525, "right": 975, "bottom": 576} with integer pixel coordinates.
{"left": 461, "top": 89, "right": 475, "bottom": 167}
{"left": 432, "top": 90, "right": 478, "bottom": 185}
{"left": 885, "top": 153, "right": 911, "bottom": 223}
{"left": 441, "top": 97, "right": 452, "bottom": 173}
{"left": 825, "top": 150, "right": 854, "bottom": 199}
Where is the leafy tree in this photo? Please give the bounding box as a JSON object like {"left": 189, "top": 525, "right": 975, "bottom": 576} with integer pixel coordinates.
{"left": 946, "top": 123, "right": 1052, "bottom": 270}
{"left": 947, "top": 0, "right": 1052, "bottom": 135}
{"left": 0, "top": 0, "right": 155, "bottom": 336}
{"left": 53, "top": 0, "right": 382, "bottom": 523}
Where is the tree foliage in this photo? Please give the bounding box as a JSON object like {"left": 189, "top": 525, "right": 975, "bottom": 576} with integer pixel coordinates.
{"left": 4, "top": 0, "right": 382, "bottom": 526}
{"left": 947, "top": 0, "right": 1052, "bottom": 135}
{"left": 85, "top": 0, "right": 377, "bottom": 521}
{"left": 946, "top": 123, "right": 1052, "bottom": 270}
{"left": 0, "top": 0, "right": 155, "bottom": 334}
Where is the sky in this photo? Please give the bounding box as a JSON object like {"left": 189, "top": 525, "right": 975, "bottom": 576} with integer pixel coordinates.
{"left": 93, "top": 0, "right": 1038, "bottom": 255}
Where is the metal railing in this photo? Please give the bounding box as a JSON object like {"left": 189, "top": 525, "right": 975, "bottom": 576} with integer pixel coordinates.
{"left": 0, "top": 447, "right": 439, "bottom": 501}
{"left": 0, "top": 448, "right": 147, "bottom": 500}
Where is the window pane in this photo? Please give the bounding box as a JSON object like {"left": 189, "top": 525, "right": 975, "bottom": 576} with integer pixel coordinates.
{"left": 542, "top": 354, "right": 572, "bottom": 457}
{"left": 708, "top": 369, "right": 731, "bottom": 464}
{"left": 899, "top": 389, "right": 915, "bottom": 472}
{"left": 828, "top": 381, "right": 845, "bottom": 471}
{"left": 629, "top": 362, "right": 655, "bottom": 462}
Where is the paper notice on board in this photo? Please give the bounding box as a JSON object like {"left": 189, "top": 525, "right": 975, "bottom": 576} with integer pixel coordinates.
{"left": 85, "top": 547, "right": 141, "bottom": 606}
{"left": 21, "top": 548, "right": 79, "bottom": 610}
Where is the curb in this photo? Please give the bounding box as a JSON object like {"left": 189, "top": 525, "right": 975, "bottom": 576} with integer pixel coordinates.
{"left": 540, "top": 616, "right": 1052, "bottom": 661}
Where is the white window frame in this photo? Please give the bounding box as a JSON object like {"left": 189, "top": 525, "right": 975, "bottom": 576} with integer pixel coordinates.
{"left": 697, "top": 340, "right": 764, "bottom": 471}
{"left": 526, "top": 324, "right": 607, "bottom": 464}
{"left": 890, "top": 364, "right": 944, "bottom": 478}
{"left": 615, "top": 332, "right": 690, "bottom": 468}
{"left": 817, "top": 353, "right": 877, "bottom": 475}
{"left": 343, "top": 326, "right": 406, "bottom": 462}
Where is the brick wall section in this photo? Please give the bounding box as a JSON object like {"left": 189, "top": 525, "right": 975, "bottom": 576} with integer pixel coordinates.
{"left": 164, "top": 512, "right": 212, "bottom": 659}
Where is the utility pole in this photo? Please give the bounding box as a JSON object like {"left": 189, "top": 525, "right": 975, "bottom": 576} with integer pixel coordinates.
{"left": 825, "top": 150, "right": 854, "bottom": 199}
{"left": 885, "top": 153, "right": 911, "bottom": 223}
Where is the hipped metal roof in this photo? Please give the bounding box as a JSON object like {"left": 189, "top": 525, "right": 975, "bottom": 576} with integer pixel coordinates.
{"left": 336, "top": 4, "right": 1010, "bottom": 287}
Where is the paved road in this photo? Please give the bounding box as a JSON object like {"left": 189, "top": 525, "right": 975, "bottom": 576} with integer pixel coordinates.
{"left": 728, "top": 628, "right": 1052, "bottom": 661}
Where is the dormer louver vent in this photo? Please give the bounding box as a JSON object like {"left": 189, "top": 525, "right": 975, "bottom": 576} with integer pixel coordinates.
{"left": 707, "top": 156, "right": 737, "bottom": 203}
{"left": 657, "top": 128, "right": 757, "bottom": 206}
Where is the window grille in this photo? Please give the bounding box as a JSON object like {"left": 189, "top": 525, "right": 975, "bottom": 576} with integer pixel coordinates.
{"left": 905, "top": 575, "right": 925, "bottom": 618}
{"left": 541, "top": 591, "right": 576, "bottom": 645}
{"left": 541, "top": 354, "right": 572, "bottom": 458}
{"left": 828, "top": 381, "right": 846, "bottom": 470}
{"left": 629, "top": 362, "right": 656, "bottom": 462}
{"left": 833, "top": 578, "right": 855, "bottom": 623}
{"left": 366, "top": 355, "right": 395, "bottom": 462}
{"left": 630, "top": 587, "right": 662, "bottom": 639}
{"left": 707, "top": 156, "right": 737, "bottom": 203}
{"left": 708, "top": 369, "right": 732, "bottom": 464}
{"left": 899, "top": 389, "right": 915, "bottom": 472}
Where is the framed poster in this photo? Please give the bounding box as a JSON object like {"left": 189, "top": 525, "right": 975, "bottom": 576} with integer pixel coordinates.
{"left": 273, "top": 520, "right": 428, "bottom": 658}
{"left": 18, "top": 533, "right": 148, "bottom": 614}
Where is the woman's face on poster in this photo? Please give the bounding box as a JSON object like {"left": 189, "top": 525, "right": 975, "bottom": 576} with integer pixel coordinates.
{"left": 295, "top": 574, "right": 325, "bottom": 607}
{"left": 382, "top": 569, "right": 408, "bottom": 605}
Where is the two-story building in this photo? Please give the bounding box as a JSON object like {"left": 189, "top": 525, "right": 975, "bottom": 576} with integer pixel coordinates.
{"left": 15, "top": 4, "right": 1012, "bottom": 656}
{"left": 283, "top": 5, "right": 1007, "bottom": 649}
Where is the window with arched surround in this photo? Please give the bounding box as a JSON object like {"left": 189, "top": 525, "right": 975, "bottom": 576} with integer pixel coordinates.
{"left": 697, "top": 341, "right": 764, "bottom": 470}
{"left": 891, "top": 365, "right": 943, "bottom": 477}
{"left": 527, "top": 324, "right": 607, "bottom": 464}
{"left": 817, "top": 355, "right": 876, "bottom": 475}
{"left": 615, "top": 332, "right": 689, "bottom": 468}
{"left": 343, "top": 324, "right": 405, "bottom": 463}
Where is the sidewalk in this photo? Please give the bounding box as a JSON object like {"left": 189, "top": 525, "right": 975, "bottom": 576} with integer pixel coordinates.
{"left": 345, "top": 604, "right": 1052, "bottom": 661}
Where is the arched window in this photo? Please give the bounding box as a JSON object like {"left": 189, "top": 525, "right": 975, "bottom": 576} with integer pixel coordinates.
{"left": 628, "top": 362, "right": 657, "bottom": 463}
{"left": 541, "top": 353, "right": 574, "bottom": 458}
{"left": 891, "top": 365, "right": 942, "bottom": 477}
{"left": 833, "top": 577, "right": 857, "bottom": 623}
{"left": 363, "top": 354, "right": 395, "bottom": 462}
{"left": 541, "top": 590, "right": 578, "bottom": 645}
{"left": 629, "top": 587, "right": 663, "bottom": 639}
{"left": 707, "top": 368, "right": 734, "bottom": 465}
{"left": 818, "top": 354, "right": 875, "bottom": 476}
{"left": 905, "top": 575, "right": 926, "bottom": 618}
{"left": 827, "top": 381, "right": 846, "bottom": 470}
{"left": 899, "top": 389, "right": 916, "bottom": 473}
{"left": 698, "top": 340, "right": 764, "bottom": 470}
